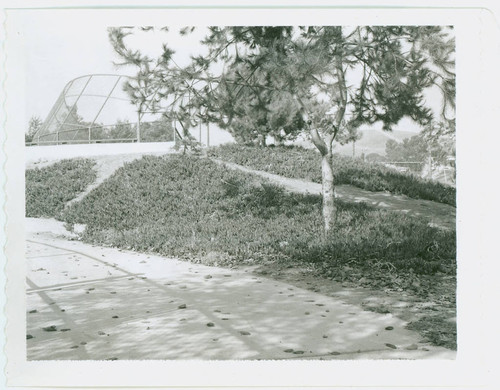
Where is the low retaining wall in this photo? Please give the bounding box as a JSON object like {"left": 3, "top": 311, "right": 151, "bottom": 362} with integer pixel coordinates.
{"left": 25, "top": 142, "right": 176, "bottom": 165}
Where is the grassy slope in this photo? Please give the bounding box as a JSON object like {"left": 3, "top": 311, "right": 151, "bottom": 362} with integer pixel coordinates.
{"left": 26, "top": 154, "right": 456, "bottom": 349}
{"left": 25, "top": 159, "right": 97, "bottom": 218}
{"left": 208, "top": 144, "right": 456, "bottom": 206}
{"left": 62, "top": 155, "right": 455, "bottom": 277}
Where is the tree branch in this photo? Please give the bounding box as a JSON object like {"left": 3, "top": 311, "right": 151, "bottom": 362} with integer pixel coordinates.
{"left": 310, "top": 127, "right": 329, "bottom": 156}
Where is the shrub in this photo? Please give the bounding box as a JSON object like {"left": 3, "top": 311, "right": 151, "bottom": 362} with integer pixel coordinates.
{"left": 208, "top": 144, "right": 456, "bottom": 206}
{"left": 25, "top": 159, "right": 97, "bottom": 218}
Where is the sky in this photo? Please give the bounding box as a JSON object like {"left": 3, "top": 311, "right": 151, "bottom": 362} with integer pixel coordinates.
{"left": 20, "top": 13, "right": 210, "bottom": 126}
{"left": 16, "top": 10, "right": 447, "bottom": 135}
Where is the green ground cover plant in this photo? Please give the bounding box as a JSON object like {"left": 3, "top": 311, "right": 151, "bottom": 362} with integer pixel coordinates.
{"left": 61, "top": 155, "right": 456, "bottom": 280}
{"left": 208, "top": 144, "right": 456, "bottom": 206}
{"left": 25, "top": 159, "right": 97, "bottom": 218}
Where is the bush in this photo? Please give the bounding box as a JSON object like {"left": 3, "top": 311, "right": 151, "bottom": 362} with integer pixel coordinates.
{"left": 25, "top": 159, "right": 97, "bottom": 218}
{"left": 208, "top": 144, "right": 456, "bottom": 206}
{"left": 61, "top": 155, "right": 456, "bottom": 276}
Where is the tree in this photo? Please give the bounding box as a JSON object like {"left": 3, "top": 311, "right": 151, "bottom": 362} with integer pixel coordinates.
{"left": 108, "top": 25, "right": 455, "bottom": 234}
{"left": 420, "top": 120, "right": 456, "bottom": 164}
{"left": 109, "top": 119, "right": 135, "bottom": 140}
{"left": 140, "top": 115, "right": 175, "bottom": 142}
{"left": 385, "top": 137, "right": 428, "bottom": 173}
{"left": 201, "top": 26, "right": 455, "bottom": 232}
{"left": 212, "top": 60, "right": 306, "bottom": 145}
{"left": 26, "top": 115, "right": 43, "bottom": 144}
{"left": 385, "top": 120, "right": 455, "bottom": 174}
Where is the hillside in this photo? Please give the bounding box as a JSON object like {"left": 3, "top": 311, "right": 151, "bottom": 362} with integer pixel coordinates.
{"left": 292, "top": 128, "right": 417, "bottom": 157}
{"left": 336, "top": 129, "right": 417, "bottom": 157}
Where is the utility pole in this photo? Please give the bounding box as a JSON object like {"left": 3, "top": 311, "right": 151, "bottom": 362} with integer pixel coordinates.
{"left": 207, "top": 122, "right": 210, "bottom": 148}
{"left": 136, "top": 111, "right": 141, "bottom": 143}
{"left": 199, "top": 119, "right": 202, "bottom": 144}
{"left": 428, "top": 149, "right": 432, "bottom": 179}
{"left": 173, "top": 114, "right": 176, "bottom": 143}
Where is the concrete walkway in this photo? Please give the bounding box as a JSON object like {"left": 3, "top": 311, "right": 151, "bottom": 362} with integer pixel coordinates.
{"left": 25, "top": 142, "right": 175, "bottom": 167}
{"left": 26, "top": 218, "right": 455, "bottom": 360}
{"left": 214, "top": 160, "right": 456, "bottom": 230}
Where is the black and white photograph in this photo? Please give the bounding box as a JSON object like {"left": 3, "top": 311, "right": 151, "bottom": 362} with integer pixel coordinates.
{"left": 1, "top": 2, "right": 499, "bottom": 389}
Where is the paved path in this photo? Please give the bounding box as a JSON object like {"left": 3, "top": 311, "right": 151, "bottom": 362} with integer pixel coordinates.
{"left": 26, "top": 219, "right": 455, "bottom": 360}
{"left": 27, "top": 151, "right": 177, "bottom": 207}
{"left": 214, "top": 160, "right": 456, "bottom": 230}
{"left": 67, "top": 152, "right": 175, "bottom": 206}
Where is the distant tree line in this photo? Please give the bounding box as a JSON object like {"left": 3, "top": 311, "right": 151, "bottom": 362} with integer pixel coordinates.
{"left": 385, "top": 121, "right": 455, "bottom": 173}
{"left": 26, "top": 114, "right": 175, "bottom": 144}
{"left": 89, "top": 116, "right": 175, "bottom": 142}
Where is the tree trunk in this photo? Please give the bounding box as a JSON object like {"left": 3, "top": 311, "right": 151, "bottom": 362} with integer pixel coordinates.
{"left": 321, "top": 151, "right": 336, "bottom": 234}
{"left": 297, "top": 98, "right": 338, "bottom": 234}
{"left": 307, "top": 123, "right": 337, "bottom": 234}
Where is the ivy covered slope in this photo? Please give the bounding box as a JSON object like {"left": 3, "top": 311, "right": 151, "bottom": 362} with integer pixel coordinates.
{"left": 208, "top": 144, "right": 456, "bottom": 206}
{"left": 60, "top": 155, "right": 456, "bottom": 280}
{"left": 25, "top": 159, "right": 97, "bottom": 218}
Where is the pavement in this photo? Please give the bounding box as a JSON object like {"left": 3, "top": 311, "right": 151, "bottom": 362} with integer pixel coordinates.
{"left": 25, "top": 218, "right": 456, "bottom": 360}
{"left": 25, "top": 142, "right": 176, "bottom": 168}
